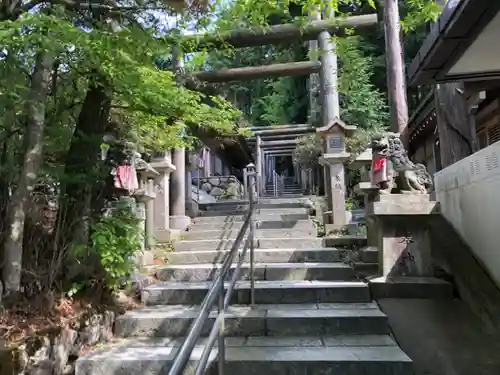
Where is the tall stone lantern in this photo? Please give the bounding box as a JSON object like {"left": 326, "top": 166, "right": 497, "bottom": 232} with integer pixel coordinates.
{"left": 316, "top": 117, "right": 357, "bottom": 228}
{"left": 150, "top": 152, "right": 176, "bottom": 242}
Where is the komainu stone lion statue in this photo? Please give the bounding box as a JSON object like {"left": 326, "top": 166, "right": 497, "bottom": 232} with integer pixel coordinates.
{"left": 370, "top": 132, "right": 433, "bottom": 194}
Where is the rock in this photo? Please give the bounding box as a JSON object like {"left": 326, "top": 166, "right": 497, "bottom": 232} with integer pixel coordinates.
{"left": 100, "top": 311, "right": 115, "bottom": 342}
{"left": 29, "top": 337, "right": 51, "bottom": 364}
{"left": 2, "top": 308, "right": 118, "bottom": 375}
{"left": 52, "top": 328, "right": 77, "bottom": 375}
{"left": 28, "top": 359, "right": 54, "bottom": 375}
{"left": 62, "top": 363, "right": 74, "bottom": 375}
{"left": 79, "top": 314, "right": 101, "bottom": 347}
{"left": 201, "top": 182, "right": 212, "bottom": 192}
{"left": 17, "top": 344, "right": 30, "bottom": 371}
{"left": 209, "top": 186, "right": 223, "bottom": 197}
{"left": 208, "top": 177, "right": 220, "bottom": 186}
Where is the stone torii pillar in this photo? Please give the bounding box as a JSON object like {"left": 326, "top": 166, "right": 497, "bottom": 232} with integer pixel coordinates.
{"left": 169, "top": 47, "right": 190, "bottom": 232}
{"left": 316, "top": 118, "right": 357, "bottom": 228}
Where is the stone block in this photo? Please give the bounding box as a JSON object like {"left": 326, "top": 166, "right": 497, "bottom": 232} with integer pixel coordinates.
{"left": 165, "top": 248, "right": 344, "bottom": 265}
{"left": 156, "top": 262, "right": 354, "bottom": 282}
{"left": 169, "top": 215, "right": 190, "bottom": 231}
{"left": 257, "top": 238, "right": 323, "bottom": 249}
{"left": 142, "top": 281, "right": 371, "bottom": 306}
{"left": 369, "top": 276, "right": 454, "bottom": 299}
{"left": 367, "top": 194, "right": 440, "bottom": 216}
{"left": 360, "top": 246, "right": 379, "bottom": 264}
{"left": 323, "top": 235, "right": 368, "bottom": 248}
{"left": 75, "top": 336, "right": 414, "bottom": 375}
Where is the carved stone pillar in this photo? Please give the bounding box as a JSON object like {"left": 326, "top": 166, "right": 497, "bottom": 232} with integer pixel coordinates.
{"left": 150, "top": 154, "right": 176, "bottom": 242}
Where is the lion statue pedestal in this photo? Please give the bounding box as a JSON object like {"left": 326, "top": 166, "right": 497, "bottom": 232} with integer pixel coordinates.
{"left": 365, "top": 133, "right": 452, "bottom": 298}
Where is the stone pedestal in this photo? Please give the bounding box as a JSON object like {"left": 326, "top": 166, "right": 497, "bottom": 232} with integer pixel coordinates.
{"left": 137, "top": 164, "right": 159, "bottom": 251}
{"left": 355, "top": 182, "right": 380, "bottom": 247}
{"left": 170, "top": 148, "right": 190, "bottom": 231}
{"left": 319, "top": 153, "right": 350, "bottom": 227}
{"left": 367, "top": 194, "right": 439, "bottom": 277}
{"left": 134, "top": 191, "right": 155, "bottom": 266}
{"left": 150, "top": 156, "right": 176, "bottom": 243}
{"left": 134, "top": 187, "right": 156, "bottom": 251}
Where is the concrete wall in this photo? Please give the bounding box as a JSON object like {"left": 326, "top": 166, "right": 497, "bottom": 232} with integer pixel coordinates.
{"left": 434, "top": 141, "right": 500, "bottom": 286}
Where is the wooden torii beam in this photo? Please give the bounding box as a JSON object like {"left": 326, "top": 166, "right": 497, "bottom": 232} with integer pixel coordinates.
{"left": 177, "top": 14, "right": 378, "bottom": 51}
{"left": 191, "top": 61, "right": 321, "bottom": 82}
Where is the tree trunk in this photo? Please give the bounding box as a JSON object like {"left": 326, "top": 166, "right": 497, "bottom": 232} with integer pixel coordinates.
{"left": 435, "top": 82, "right": 478, "bottom": 168}
{"left": 192, "top": 61, "right": 321, "bottom": 82}
{"left": 383, "top": 0, "right": 409, "bottom": 134}
{"left": 179, "top": 14, "right": 378, "bottom": 50}
{"left": 2, "top": 53, "right": 53, "bottom": 295}
{"left": 57, "top": 81, "right": 111, "bottom": 251}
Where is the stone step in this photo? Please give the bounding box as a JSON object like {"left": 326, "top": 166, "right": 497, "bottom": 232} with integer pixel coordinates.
{"left": 142, "top": 280, "right": 370, "bottom": 305}
{"left": 114, "top": 303, "right": 388, "bottom": 338}
{"left": 182, "top": 228, "right": 316, "bottom": 240}
{"left": 257, "top": 237, "right": 323, "bottom": 249}
{"left": 187, "top": 219, "right": 315, "bottom": 231}
{"left": 76, "top": 335, "right": 413, "bottom": 375}
{"left": 174, "top": 239, "right": 247, "bottom": 251}
{"left": 265, "top": 189, "right": 302, "bottom": 193}
{"left": 323, "top": 236, "right": 368, "bottom": 247}
{"left": 199, "top": 200, "right": 249, "bottom": 211}
{"left": 265, "top": 185, "right": 301, "bottom": 188}
{"left": 261, "top": 193, "right": 304, "bottom": 198}
{"left": 265, "top": 190, "right": 303, "bottom": 195}
{"left": 257, "top": 201, "right": 307, "bottom": 209}
{"left": 257, "top": 219, "right": 315, "bottom": 230}
{"left": 354, "top": 262, "right": 379, "bottom": 278}
{"left": 156, "top": 262, "right": 355, "bottom": 281}
{"left": 174, "top": 237, "right": 322, "bottom": 251}
{"left": 166, "top": 248, "right": 343, "bottom": 265}
{"left": 369, "top": 276, "right": 454, "bottom": 299}
{"left": 360, "top": 246, "right": 379, "bottom": 263}
{"left": 258, "top": 197, "right": 310, "bottom": 205}
{"left": 257, "top": 207, "right": 309, "bottom": 214}
{"left": 195, "top": 212, "right": 310, "bottom": 220}
{"left": 198, "top": 209, "right": 310, "bottom": 218}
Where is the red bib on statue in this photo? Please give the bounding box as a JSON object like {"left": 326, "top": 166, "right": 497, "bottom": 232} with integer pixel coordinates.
{"left": 371, "top": 155, "right": 388, "bottom": 185}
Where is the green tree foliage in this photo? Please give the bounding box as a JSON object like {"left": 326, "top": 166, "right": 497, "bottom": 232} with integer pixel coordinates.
{"left": 292, "top": 36, "right": 389, "bottom": 170}
{"left": 0, "top": 3, "right": 243, "bottom": 295}
{"left": 0, "top": 0, "right": 446, "bottom": 296}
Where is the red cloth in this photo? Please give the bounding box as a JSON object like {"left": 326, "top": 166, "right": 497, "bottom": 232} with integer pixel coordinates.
{"left": 371, "top": 155, "right": 388, "bottom": 185}
{"left": 114, "top": 165, "right": 139, "bottom": 191}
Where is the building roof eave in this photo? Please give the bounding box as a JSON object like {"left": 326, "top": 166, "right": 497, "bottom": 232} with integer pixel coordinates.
{"left": 408, "top": 0, "right": 500, "bottom": 86}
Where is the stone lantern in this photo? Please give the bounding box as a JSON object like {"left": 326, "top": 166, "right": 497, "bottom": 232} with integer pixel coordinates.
{"left": 149, "top": 152, "right": 176, "bottom": 242}
{"left": 316, "top": 117, "right": 357, "bottom": 228}
{"left": 135, "top": 158, "right": 160, "bottom": 254}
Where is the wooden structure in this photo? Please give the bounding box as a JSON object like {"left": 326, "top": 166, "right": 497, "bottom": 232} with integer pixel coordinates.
{"left": 180, "top": 10, "right": 378, "bottom": 200}
{"left": 407, "top": 0, "right": 500, "bottom": 170}
{"left": 408, "top": 0, "right": 500, "bottom": 85}
{"left": 176, "top": 15, "right": 377, "bottom": 51}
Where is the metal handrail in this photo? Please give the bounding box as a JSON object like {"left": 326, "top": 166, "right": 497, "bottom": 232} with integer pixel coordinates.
{"left": 167, "top": 169, "right": 257, "bottom": 375}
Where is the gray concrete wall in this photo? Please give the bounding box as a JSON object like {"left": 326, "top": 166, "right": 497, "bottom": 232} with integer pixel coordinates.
{"left": 434, "top": 141, "right": 500, "bottom": 287}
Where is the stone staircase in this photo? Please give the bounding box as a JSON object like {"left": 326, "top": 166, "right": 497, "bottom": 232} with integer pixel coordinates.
{"left": 76, "top": 198, "right": 413, "bottom": 375}
{"left": 264, "top": 176, "right": 302, "bottom": 197}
